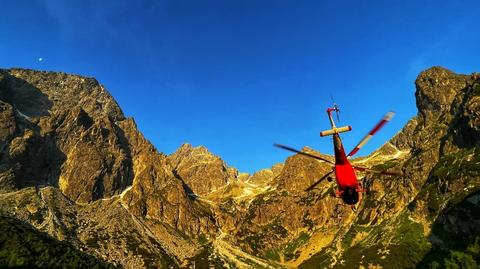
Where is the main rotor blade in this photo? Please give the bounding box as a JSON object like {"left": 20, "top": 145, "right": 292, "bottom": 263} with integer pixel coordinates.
{"left": 352, "top": 165, "right": 401, "bottom": 176}
{"left": 347, "top": 112, "right": 395, "bottom": 158}
{"left": 305, "top": 170, "right": 334, "bottom": 191}
{"left": 274, "top": 144, "right": 334, "bottom": 164}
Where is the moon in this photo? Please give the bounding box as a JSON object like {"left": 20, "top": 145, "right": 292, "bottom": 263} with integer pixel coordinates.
{"left": 38, "top": 57, "right": 43, "bottom": 62}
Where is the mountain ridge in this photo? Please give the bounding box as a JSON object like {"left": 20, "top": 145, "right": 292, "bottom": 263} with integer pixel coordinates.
{"left": 0, "top": 66, "right": 479, "bottom": 268}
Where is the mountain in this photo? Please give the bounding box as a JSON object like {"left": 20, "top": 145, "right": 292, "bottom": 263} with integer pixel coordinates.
{"left": 0, "top": 69, "right": 215, "bottom": 268}
{"left": 0, "top": 66, "right": 478, "bottom": 268}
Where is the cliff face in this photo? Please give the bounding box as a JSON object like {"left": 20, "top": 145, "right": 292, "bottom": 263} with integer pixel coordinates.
{"left": 0, "top": 66, "right": 479, "bottom": 269}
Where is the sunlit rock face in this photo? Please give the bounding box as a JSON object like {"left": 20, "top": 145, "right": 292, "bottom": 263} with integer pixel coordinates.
{"left": 0, "top": 66, "right": 479, "bottom": 269}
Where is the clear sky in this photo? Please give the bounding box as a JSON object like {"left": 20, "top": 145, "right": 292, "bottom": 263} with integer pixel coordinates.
{"left": 1, "top": 1, "right": 479, "bottom": 173}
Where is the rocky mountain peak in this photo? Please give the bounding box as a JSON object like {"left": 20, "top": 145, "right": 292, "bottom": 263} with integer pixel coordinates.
{"left": 415, "top": 66, "right": 469, "bottom": 122}
{"left": 0, "top": 68, "right": 134, "bottom": 202}
{"left": 171, "top": 143, "right": 212, "bottom": 159}
{"left": 168, "top": 143, "right": 237, "bottom": 196}
{"left": 377, "top": 67, "right": 480, "bottom": 155}
{"left": 246, "top": 163, "right": 284, "bottom": 187}
{"left": 275, "top": 147, "right": 332, "bottom": 192}
{"left": 0, "top": 68, "right": 124, "bottom": 121}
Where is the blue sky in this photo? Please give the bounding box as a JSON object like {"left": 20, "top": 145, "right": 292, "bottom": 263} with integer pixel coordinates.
{"left": 1, "top": 1, "right": 479, "bottom": 173}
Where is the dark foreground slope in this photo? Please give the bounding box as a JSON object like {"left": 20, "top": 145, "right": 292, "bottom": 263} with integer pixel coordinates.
{"left": 0, "top": 215, "right": 115, "bottom": 268}
{"left": 0, "top": 67, "right": 479, "bottom": 268}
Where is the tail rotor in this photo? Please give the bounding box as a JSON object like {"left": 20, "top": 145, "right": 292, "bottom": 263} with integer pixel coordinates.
{"left": 333, "top": 103, "right": 340, "bottom": 122}
{"left": 330, "top": 94, "right": 340, "bottom": 122}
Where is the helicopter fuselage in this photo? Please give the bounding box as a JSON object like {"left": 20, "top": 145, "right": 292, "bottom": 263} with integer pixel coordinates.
{"left": 275, "top": 107, "right": 396, "bottom": 206}
{"left": 322, "top": 108, "right": 362, "bottom": 201}
{"left": 333, "top": 133, "right": 359, "bottom": 193}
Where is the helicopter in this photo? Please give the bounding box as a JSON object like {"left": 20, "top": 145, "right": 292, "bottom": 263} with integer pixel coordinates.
{"left": 274, "top": 104, "right": 399, "bottom": 207}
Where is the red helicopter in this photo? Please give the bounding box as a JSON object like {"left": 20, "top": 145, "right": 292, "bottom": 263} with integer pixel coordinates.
{"left": 275, "top": 104, "right": 398, "bottom": 206}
